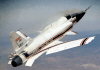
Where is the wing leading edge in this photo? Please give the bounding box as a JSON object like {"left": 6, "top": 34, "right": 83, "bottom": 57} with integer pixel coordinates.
{"left": 46, "top": 36, "right": 95, "bottom": 55}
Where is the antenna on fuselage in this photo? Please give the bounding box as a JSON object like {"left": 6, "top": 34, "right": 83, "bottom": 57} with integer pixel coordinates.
{"left": 18, "top": 28, "right": 22, "bottom": 31}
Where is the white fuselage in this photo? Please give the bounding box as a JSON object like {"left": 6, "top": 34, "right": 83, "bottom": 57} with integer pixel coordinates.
{"left": 19, "top": 17, "right": 76, "bottom": 63}
{"left": 10, "top": 8, "right": 93, "bottom": 67}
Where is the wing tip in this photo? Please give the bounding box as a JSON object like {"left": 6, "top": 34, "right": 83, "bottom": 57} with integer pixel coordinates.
{"left": 90, "top": 36, "right": 95, "bottom": 40}
{"left": 85, "top": 36, "right": 95, "bottom": 44}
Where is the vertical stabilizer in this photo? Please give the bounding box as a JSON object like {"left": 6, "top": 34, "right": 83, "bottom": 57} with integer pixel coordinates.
{"left": 9, "top": 31, "right": 28, "bottom": 52}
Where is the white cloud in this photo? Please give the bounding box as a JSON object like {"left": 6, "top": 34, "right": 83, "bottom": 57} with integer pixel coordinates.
{"left": 81, "top": 63, "right": 100, "bottom": 70}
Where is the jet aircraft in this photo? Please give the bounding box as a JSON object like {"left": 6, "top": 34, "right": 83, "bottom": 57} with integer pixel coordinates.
{"left": 8, "top": 6, "right": 95, "bottom": 67}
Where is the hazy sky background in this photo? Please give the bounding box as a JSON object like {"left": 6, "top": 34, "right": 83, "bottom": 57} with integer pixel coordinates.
{"left": 0, "top": 0, "right": 100, "bottom": 70}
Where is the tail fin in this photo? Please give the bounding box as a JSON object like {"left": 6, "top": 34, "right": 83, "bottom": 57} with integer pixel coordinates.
{"left": 9, "top": 31, "right": 30, "bottom": 52}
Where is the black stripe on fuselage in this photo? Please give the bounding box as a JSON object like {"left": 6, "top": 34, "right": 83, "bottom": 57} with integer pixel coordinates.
{"left": 53, "top": 25, "right": 73, "bottom": 40}
{"left": 82, "top": 38, "right": 88, "bottom": 45}
{"left": 24, "top": 25, "right": 73, "bottom": 58}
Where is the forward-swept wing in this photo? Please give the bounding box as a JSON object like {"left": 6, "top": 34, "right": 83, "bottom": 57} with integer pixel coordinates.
{"left": 25, "top": 36, "right": 95, "bottom": 67}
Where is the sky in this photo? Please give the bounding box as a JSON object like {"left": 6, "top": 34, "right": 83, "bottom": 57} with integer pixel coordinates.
{"left": 0, "top": 0, "right": 100, "bottom": 70}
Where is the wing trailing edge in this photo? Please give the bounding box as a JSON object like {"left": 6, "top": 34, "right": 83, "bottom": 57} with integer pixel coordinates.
{"left": 25, "top": 51, "right": 45, "bottom": 67}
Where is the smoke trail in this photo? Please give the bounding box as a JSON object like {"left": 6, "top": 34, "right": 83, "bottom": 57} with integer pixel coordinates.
{"left": 58, "top": 9, "right": 83, "bottom": 16}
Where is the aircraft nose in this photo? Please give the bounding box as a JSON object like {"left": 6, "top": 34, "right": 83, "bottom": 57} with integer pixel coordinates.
{"left": 11, "top": 55, "right": 22, "bottom": 67}
{"left": 71, "top": 11, "right": 85, "bottom": 22}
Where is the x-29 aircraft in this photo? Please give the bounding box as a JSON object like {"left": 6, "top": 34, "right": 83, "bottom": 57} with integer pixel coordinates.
{"left": 8, "top": 6, "right": 95, "bottom": 67}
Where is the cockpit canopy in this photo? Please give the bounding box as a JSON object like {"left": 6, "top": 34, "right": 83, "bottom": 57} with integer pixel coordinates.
{"left": 65, "top": 14, "right": 71, "bottom": 20}
{"left": 65, "top": 11, "right": 85, "bottom": 22}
